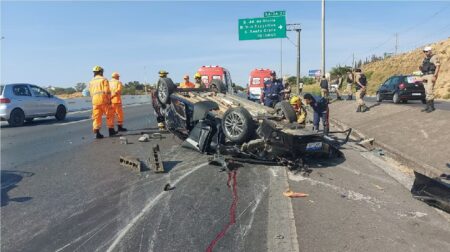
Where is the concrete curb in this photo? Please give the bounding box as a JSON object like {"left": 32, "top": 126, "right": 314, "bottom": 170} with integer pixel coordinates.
{"left": 329, "top": 117, "right": 443, "bottom": 179}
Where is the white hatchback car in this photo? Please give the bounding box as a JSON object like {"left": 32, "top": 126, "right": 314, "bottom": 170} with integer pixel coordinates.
{"left": 0, "top": 83, "right": 67, "bottom": 126}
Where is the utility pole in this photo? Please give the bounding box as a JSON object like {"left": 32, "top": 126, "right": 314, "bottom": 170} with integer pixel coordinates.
{"left": 287, "top": 23, "right": 302, "bottom": 94}
{"left": 395, "top": 33, "right": 398, "bottom": 55}
{"left": 352, "top": 53, "right": 355, "bottom": 69}
{"left": 321, "top": 0, "right": 326, "bottom": 77}
{"left": 280, "top": 39, "right": 283, "bottom": 78}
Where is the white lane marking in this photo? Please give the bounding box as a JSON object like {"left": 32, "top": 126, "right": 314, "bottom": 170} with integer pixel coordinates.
{"left": 57, "top": 118, "right": 91, "bottom": 126}
{"left": 288, "top": 172, "right": 383, "bottom": 206}
{"left": 67, "top": 102, "right": 151, "bottom": 115}
{"left": 106, "top": 162, "right": 208, "bottom": 252}
{"left": 58, "top": 102, "right": 152, "bottom": 126}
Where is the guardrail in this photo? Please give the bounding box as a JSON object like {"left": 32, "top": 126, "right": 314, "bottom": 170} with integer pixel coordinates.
{"left": 65, "top": 95, "right": 151, "bottom": 112}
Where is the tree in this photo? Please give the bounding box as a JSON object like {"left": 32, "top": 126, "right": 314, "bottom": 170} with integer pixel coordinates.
{"left": 75, "top": 82, "right": 86, "bottom": 92}
{"left": 329, "top": 66, "right": 352, "bottom": 79}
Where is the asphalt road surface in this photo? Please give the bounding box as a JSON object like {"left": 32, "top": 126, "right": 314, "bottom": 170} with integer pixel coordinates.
{"left": 1, "top": 103, "right": 449, "bottom": 251}
{"left": 345, "top": 94, "right": 450, "bottom": 111}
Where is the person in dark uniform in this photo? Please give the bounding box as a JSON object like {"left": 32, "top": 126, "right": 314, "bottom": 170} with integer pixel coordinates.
{"left": 320, "top": 75, "right": 329, "bottom": 99}
{"left": 303, "top": 93, "right": 329, "bottom": 134}
{"left": 354, "top": 69, "right": 369, "bottom": 112}
{"left": 420, "top": 46, "right": 440, "bottom": 113}
{"left": 260, "top": 71, "right": 284, "bottom": 107}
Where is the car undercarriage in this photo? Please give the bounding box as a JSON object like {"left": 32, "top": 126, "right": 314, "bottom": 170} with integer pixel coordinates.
{"left": 152, "top": 77, "right": 352, "bottom": 170}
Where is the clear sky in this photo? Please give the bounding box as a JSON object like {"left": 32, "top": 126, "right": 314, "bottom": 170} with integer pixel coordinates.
{"left": 1, "top": 1, "right": 449, "bottom": 87}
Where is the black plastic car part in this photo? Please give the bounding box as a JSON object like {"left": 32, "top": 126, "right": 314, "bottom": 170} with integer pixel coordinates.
{"left": 411, "top": 171, "right": 450, "bottom": 213}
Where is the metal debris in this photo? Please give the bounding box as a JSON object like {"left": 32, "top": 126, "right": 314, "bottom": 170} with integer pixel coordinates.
{"left": 358, "top": 138, "right": 375, "bottom": 150}
{"left": 208, "top": 154, "right": 229, "bottom": 171}
{"left": 164, "top": 183, "right": 175, "bottom": 191}
{"left": 119, "top": 156, "right": 142, "bottom": 172}
{"left": 148, "top": 144, "right": 165, "bottom": 173}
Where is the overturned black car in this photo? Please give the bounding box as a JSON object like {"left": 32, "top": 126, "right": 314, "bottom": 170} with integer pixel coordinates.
{"left": 152, "top": 78, "right": 351, "bottom": 168}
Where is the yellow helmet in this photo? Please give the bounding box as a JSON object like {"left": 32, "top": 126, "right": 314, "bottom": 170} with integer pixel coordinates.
{"left": 158, "top": 70, "right": 169, "bottom": 77}
{"left": 111, "top": 72, "right": 120, "bottom": 78}
{"left": 92, "top": 65, "right": 104, "bottom": 72}
{"left": 194, "top": 72, "right": 201, "bottom": 78}
{"left": 290, "top": 96, "right": 301, "bottom": 106}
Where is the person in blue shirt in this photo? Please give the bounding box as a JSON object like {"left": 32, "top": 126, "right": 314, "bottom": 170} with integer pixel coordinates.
{"left": 260, "top": 71, "right": 284, "bottom": 107}
{"left": 303, "top": 93, "right": 329, "bottom": 134}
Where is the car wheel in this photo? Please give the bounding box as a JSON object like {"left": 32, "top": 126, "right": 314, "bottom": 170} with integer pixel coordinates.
{"left": 210, "top": 79, "right": 227, "bottom": 94}
{"left": 25, "top": 118, "right": 34, "bottom": 123}
{"left": 55, "top": 105, "right": 67, "bottom": 121}
{"left": 421, "top": 99, "right": 427, "bottom": 104}
{"left": 8, "top": 108, "right": 25, "bottom": 127}
{"left": 222, "top": 107, "right": 254, "bottom": 144}
{"left": 156, "top": 78, "right": 176, "bottom": 105}
{"left": 393, "top": 92, "right": 400, "bottom": 104}
{"left": 376, "top": 92, "right": 382, "bottom": 102}
{"left": 275, "top": 100, "right": 297, "bottom": 123}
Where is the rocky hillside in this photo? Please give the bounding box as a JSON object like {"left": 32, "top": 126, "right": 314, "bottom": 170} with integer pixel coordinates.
{"left": 362, "top": 38, "right": 450, "bottom": 99}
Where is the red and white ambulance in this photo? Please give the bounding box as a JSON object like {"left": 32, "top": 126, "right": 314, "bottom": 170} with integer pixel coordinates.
{"left": 197, "top": 65, "right": 233, "bottom": 89}
{"left": 247, "top": 68, "right": 272, "bottom": 101}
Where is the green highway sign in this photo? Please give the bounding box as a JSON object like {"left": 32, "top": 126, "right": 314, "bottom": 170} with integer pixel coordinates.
{"left": 264, "top": 10, "right": 286, "bottom": 17}
{"left": 238, "top": 16, "right": 287, "bottom": 41}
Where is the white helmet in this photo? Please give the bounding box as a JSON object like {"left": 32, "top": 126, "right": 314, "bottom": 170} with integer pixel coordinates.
{"left": 423, "top": 46, "right": 432, "bottom": 52}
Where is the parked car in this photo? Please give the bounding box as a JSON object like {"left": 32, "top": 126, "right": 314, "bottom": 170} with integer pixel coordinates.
{"left": 376, "top": 75, "right": 426, "bottom": 104}
{"left": 247, "top": 68, "right": 272, "bottom": 101}
{"left": 329, "top": 83, "right": 339, "bottom": 93}
{"left": 0, "top": 83, "right": 67, "bottom": 126}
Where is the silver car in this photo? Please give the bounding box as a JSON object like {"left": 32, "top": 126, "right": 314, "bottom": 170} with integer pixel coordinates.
{"left": 0, "top": 83, "right": 67, "bottom": 126}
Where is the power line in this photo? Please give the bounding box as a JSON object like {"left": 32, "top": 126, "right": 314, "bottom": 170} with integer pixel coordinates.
{"left": 396, "top": 5, "right": 449, "bottom": 35}
{"left": 402, "top": 22, "right": 450, "bottom": 50}
{"left": 286, "top": 35, "right": 297, "bottom": 47}
{"left": 353, "top": 5, "right": 449, "bottom": 59}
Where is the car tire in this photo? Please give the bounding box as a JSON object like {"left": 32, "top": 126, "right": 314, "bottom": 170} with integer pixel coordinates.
{"left": 210, "top": 79, "right": 227, "bottom": 94}
{"left": 156, "top": 78, "right": 176, "bottom": 105}
{"left": 25, "top": 118, "right": 34, "bottom": 123}
{"left": 376, "top": 92, "right": 382, "bottom": 102}
{"left": 222, "top": 107, "right": 254, "bottom": 144}
{"left": 421, "top": 99, "right": 427, "bottom": 104}
{"left": 8, "top": 108, "right": 25, "bottom": 127}
{"left": 275, "top": 101, "right": 297, "bottom": 123}
{"left": 55, "top": 105, "right": 67, "bottom": 121}
{"left": 393, "top": 92, "right": 400, "bottom": 104}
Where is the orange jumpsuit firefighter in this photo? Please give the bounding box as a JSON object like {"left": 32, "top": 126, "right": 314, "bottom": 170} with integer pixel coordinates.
{"left": 89, "top": 66, "right": 115, "bottom": 139}
{"left": 109, "top": 72, "right": 127, "bottom": 132}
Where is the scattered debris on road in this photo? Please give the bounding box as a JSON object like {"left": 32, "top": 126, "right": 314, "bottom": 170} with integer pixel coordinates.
{"left": 119, "top": 155, "right": 142, "bottom": 172}
{"left": 164, "top": 183, "right": 175, "bottom": 191}
{"left": 283, "top": 189, "right": 308, "bottom": 198}
{"left": 358, "top": 138, "right": 375, "bottom": 150}
{"left": 148, "top": 144, "right": 165, "bottom": 173}
{"left": 119, "top": 136, "right": 128, "bottom": 144}
{"left": 411, "top": 171, "right": 450, "bottom": 213}
{"left": 138, "top": 134, "right": 150, "bottom": 142}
